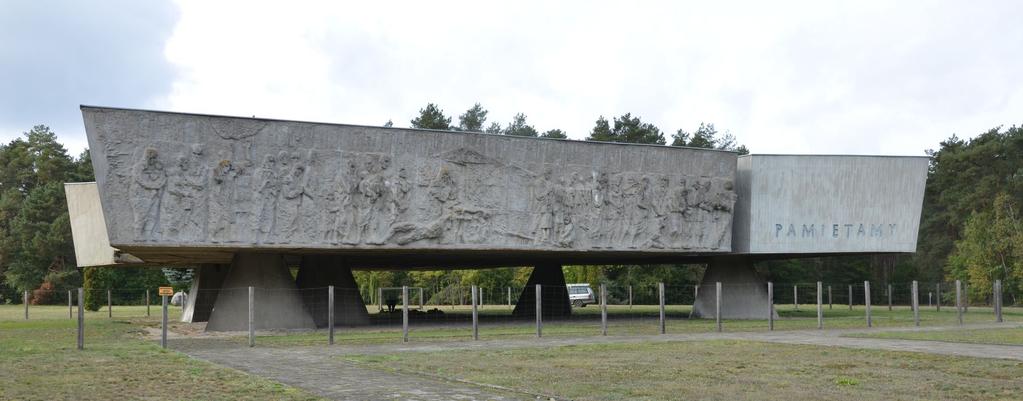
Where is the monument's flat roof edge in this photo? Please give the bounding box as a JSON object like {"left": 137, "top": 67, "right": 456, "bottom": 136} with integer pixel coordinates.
{"left": 739, "top": 153, "right": 931, "bottom": 159}
{"left": 80, "top": 105, "right": 738, "bottom": 154}
{"left": 64, "top": 181, "right": 98, "bottom": 186}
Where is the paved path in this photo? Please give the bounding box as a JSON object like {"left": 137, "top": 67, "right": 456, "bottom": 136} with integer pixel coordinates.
{"left": 175, "top": 322, "right": 1022, "bottom": 400}
{"left": 180, "top": 345, "right": 531, "bottom": 400}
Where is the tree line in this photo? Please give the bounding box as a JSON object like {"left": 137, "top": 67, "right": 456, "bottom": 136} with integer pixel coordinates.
{"left": 1, "top": 107, "right": 1019, "bottom": 306}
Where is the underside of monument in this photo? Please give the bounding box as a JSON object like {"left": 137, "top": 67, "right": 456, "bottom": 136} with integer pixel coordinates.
{"left": 67, "top": 106, "right": 930, "bottom": 330}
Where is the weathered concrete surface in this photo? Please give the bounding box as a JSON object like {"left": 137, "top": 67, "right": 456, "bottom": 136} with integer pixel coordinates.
{"left": 205, "top": 253, "right": 315, "bottom": 331}
{"left": 295, "top": 255, "right": 370, "bottom": 327}
{"left": 81, "top": 106, "right": 737, "bottom": 267}
{"left": 732, "top": 155, "right": 928, "bottom": 254}
{"left": 64, "top": 182, "right": 142, "bottom": 267}
{"left": 691, "top": 256, "right": 778, "bottom": 319}
{"left": 182, "top": 264, "right": 229, "bottom": 323}
{"left": 512, "top": 264, "right": 572, "bottom": 317}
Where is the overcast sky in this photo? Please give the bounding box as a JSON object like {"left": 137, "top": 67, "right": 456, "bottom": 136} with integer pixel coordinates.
{"left": 2, "top": 0, "right": 1021, "bottom": 156}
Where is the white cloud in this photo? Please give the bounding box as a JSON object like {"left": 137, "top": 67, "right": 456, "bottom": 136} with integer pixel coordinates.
{"left": 5, "top": 0, "right": 1022, "bottom": 156}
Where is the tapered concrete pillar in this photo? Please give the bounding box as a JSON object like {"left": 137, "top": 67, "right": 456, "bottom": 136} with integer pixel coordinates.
{"left": 181, "top": 264, "right": 229, "bottom": 323}
{"left": 691, "top": 256, "right": 778, "bottom": 319}
{"left": 205, "top": 252, "right": 315, "bottom": 331}
{"left": 295, "top": 255, "right": 370, "bottom": 327}
{"left": 512, "top": 263, "right": 571, "bottom": 318}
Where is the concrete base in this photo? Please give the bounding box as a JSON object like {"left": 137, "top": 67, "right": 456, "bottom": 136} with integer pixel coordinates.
{"left": 512, "top": 263, "right": 572, "bottom": 317}
{"left": 182, "top": 264, "right": 229, "bottom": 323}
{"left": 205, "top": 253, "right": 316, "bottom": 331}
{"left": 691, "top": 256, "right": 778, "bottom": 319}
{"left": 296, "top": 255, "right": 370, "bottom": 327}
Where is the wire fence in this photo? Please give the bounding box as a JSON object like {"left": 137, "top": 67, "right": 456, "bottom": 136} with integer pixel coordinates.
{"left": 6, "top": 280, "right": 1019, "bottom": 349}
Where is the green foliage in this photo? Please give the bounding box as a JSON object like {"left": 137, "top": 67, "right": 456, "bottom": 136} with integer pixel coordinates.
{"left": 671, "top": 123, "right": 747, "bottom": 153}
{"left": 948, "top": 193, "right": 1023, "bottom": 300}
{"left": 915, "top": 125, "right": 1023, "bottom": 284}
{"left": 503, "top": 113, "right": 538, "bottom": 137}
{"left": 0, "top": 126, "right": 91, "bottom": 300}
{"left": 410, "top": 103, "right": 452, "bottom": 130}
{"left": 383, "top": 119, "right": 394, "bottom": 128}
{"left": 82, "top": 266, "right": 170, "bottom": 310}
{"left": 585, "top": 114, "right": 665, "bottom": 144}
{"left": 484, "top": 122, "right": 502, "bottom": 134}
{"left": 457, "top": 103, "right": 488, "bottom": 132}
{"left": 540, "top": 129, "right": 567, "bottom": 139}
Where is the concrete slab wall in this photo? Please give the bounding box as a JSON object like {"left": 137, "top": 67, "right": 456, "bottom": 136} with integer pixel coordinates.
{"left": 64, "top": 182, "right": 119, "bottom": 267}
{"left": 82, "top": 106, "right": 736, "bottom": 265}
{"left": 732, "top": 155, "right": 928, "bottom": 254}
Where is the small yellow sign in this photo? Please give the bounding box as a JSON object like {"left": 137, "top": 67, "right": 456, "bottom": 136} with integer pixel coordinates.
{"left": 158, "top": 287, "right": 174, "bottom": 296}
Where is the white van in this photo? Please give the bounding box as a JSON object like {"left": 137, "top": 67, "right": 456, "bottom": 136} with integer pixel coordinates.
{"left": 566, "top": 283, "right": 596, "bottom": 307}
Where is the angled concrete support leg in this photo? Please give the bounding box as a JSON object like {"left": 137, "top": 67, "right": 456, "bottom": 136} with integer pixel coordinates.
{"left": 182, "top": 264, "right": 229, "bottom": 323}
{"left": 512, "top": 263, "right": 571, "bottom": 318}
{"left": 205, "top": 253, "right": 315, "bottom": 331}
{"left": 296, "top": 255, "right": 370, "bottom": 327}
{"left": 691, "top": 256, "right": 778, "bottom": 319}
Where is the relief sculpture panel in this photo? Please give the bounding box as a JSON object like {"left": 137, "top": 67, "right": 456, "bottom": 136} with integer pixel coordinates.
{"left": 84, "top": 107, "right": 737, "bottom": 253}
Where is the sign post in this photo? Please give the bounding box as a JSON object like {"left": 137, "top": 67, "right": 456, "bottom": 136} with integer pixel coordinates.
{"left": 158, "top": 287, "right": 173, "bottom": 349}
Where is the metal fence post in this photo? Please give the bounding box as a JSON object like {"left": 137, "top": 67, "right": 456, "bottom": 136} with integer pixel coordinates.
{"left": 995, "top": 279, "right": 1003, "bottom": 323}
{"left": 402, "top": 285, "right": 410, "bottom": 343}
{"left": 928, "top": 291, "right": 932, "bottom": 308}
{"left": 161, "top": 291, "right": 168, "bottom": 349}
{"left": 767, "top": 282, "right": 774, "bottom": 331}
{"left": 77, "top": 288, "right": 84, "bottom": 350}
{"left": 600, "top": 283, "right": 607, "bottom": 336}
{"left": 24, "top": 290, "right": 28, "bottom": 320}
{"left": 628, "top": 285, "right": 633, "bottom": 309}
{"left": 793, "top": 285, "right": 798, "bottom": 310}
{"left": 107, "top": 289, "right": 112, "bottom": 318}
{"left": 507, "top": 286, "right": 511, "bottom": 308}
{"left": 816, "top": 281, "right": 823, "bottom": 329}
{"left": 848, "top": 285, "right": 853, "bottom": 311}
{"left": 420, "top": 288, "right": 425, "bottom": 310}
{"left": 912, "top": 280, "right": 920, "bottom": 327}
{"left": 963, "top": 282, "right": 969, "bottom": 313}
{"left": 328, "top": 285, "right": 335, "bottom": 345}
{"left": 68, "top": 289, "right": 73, "bottom": 320}
{"left": 658, "top": 282, "right": 665, "bottom": 334}
{"left": 888, "top": 283, "right": 893, "bottom": 311}
{"left": 828, "top": 285, "right": 833, "bottom": 310}
{"left": 955, "top": 280, "right": 963, "bottom": 326}
{"left": 715, "top": 282, "right": 722, "bottom": 332}
{"left": 535, "top": 284, "right": 542, "bottom": 338}
{"left": 146, "top": 289, "right": 150, "bottom": 317}
{"left": 864, "top": 281, "right": 872, "bottom": 328}
{"left": 248, "top": 286, "right": 254, "bottom": 347}
{"left": 471, "top": 285, "right": 479, "bottom": 340}
{"left": 377, "top": 287, "right": 383, "bottom": 312}
{"left": 936, "top": 283, "right": 941, "bottom": 312}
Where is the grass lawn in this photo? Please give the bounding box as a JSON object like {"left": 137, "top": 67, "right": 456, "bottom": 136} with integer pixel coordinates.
{"left": 0, "top": 305, "right": 321, "bottom": 400}
{"left": 344, "top": 340, "right": 1023, "bottom": 401}
{"left": 846, "top": 326, "right": 1023, "bottom": 346}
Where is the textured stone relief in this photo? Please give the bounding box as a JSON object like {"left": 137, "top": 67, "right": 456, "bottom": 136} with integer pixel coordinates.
{"left": 86, "top": 108, "right": 736, "bottom": 252}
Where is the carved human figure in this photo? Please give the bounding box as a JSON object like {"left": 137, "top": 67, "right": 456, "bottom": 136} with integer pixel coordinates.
{"left": 667, "top": 177, "right": 691, "bottom": 247}
{"left": 276, "top": 152, "right": 308, "bottom": 244}
{"left": 390, "top": 167, "right": 412, "bottom": 221}
{"left": 552, "top": 175, "right": 575, "bottom": 247}
{"left": 131, "top": 148, "right": 167, "bottom": 240}
{"left": 322, "top": 178, "right": 350, "bottom": 244}
{"left": 209, "top": 158, "right": 239, "bottom": 242}
{"left": 165, "top": 145, "right": 208, "bottom": 240}
{"left": 254, "top": 154, "right": 279, "bottom": 242}
{"left": 531, "top": 169, "right": 556, "bottom": 246}
{"left": 341, "top": 158, "right": 363, "bottom": 244}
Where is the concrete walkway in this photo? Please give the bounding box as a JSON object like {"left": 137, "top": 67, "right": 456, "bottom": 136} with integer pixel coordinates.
{"left": 180, "top": 345, "right": 531, "bottom": 400}
{"left": 175, "top": 322, "right": 1022, "bottom": 400}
